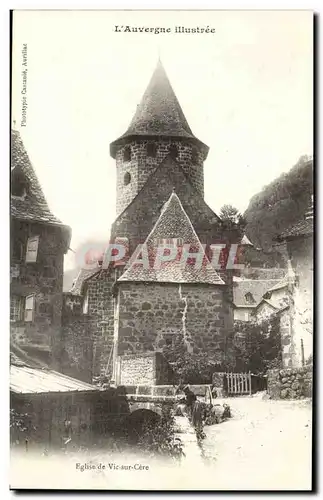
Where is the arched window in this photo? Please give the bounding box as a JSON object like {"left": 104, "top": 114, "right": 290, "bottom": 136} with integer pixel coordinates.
{"left": 123, "top": 146, "right": 131, "bottom": 162}
{"left": 124, "top": 172, "right": 131, "bottom": 186}
{"left": 147, "top": 142, "right": 157, "bottom": 158}
{"left": 191, "top": 147, "right": 199, "bottom": 163}
{"left": 169, "top": 144, "right": 178, "bottom": 160}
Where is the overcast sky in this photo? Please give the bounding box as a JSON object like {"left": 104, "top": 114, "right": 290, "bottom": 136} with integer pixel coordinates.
{"left": 12, "top": 10, "right": 313, "bottom": 269}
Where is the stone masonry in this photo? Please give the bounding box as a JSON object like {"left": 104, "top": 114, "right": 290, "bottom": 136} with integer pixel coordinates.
{"left": 117, "top": 282, "right": 232, "bottom": 361}
{"left": 11, "top": 218, "right": 67, "bottom": 365}
{"left": 62, "top": 60, "right": 237, "bottom": 383}
{"left": 116, "top": 139, "right": 204, "bottom": 215}
{"left": 267, "top": 364, "right": 312, "bottom": 399}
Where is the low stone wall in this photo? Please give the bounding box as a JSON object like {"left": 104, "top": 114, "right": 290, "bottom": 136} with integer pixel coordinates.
{"left": 267, "top": 364, "right": 312, "bottom": 399}
{"left": 117, "top": 352, "right": 174, "bottom": 386}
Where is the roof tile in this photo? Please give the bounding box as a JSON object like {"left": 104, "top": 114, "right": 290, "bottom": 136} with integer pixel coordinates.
{"left": 110, "top": 61, "right": 208, "bottom": 157}
{"left": 118, "top": 192, "right": 224, "bottom": 285}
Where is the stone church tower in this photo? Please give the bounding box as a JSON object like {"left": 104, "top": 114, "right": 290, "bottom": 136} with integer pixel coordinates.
{"left": 64, "top": 61, "right": 239, "bottom": 384}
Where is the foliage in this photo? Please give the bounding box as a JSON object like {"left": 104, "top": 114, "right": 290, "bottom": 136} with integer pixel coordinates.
{"left": 10, "top": 408, "right": 31, "bottom": 433}
{"left": 163, "top": 341, "right": 224, "bottom": 384}
{"left": 137, "top": 411, "right": 184, "bottom": 460}
{"left": 231, "top": 316, "right": 282, "bottom": 375}
{"left": 219, "top": 204, "right": 246, "bottom": 232}
{"left": 244, "top": 155, "right": 313, "bottom": 251}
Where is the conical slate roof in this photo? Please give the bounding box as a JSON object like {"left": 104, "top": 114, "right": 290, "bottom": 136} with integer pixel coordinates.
{"left": 118, "top": 191, "right": 224, "bottom": 285}
{"left": 110, "top": 60, "right": 209, "bottom": 158}
{"left": 11, "top": 130, "right": 65, "bottom": 226}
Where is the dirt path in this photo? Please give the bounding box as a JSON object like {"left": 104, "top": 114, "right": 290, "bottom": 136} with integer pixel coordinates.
{"left": 201, "top": 395, "right": 312, "bottom": 490}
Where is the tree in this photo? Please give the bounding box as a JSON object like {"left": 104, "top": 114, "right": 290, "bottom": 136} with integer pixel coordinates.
{"left": 231, "top": 317, "right": 282, "bottom": 374}
{"left": 219, "top": 204, "right": 246, "bottom": 234}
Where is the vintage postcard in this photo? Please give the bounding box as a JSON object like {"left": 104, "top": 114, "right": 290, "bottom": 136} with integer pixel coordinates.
{"left": 10, "top": 9, "right": 313, "bottom": 490}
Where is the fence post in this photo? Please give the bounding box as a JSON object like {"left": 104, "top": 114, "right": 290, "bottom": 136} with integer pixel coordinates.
{"left": 248, "top": 371, "right": 252, "bottom": 396}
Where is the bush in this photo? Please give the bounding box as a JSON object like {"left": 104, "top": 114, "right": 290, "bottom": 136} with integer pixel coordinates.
{"left": 231, "top": 316, "right": 282, "bottom": 375}
{"left": 137, "top": 411, "right": 184, "bottom": 460}
{"left": 162, "top": 341, "right": 223, "bottom": 384}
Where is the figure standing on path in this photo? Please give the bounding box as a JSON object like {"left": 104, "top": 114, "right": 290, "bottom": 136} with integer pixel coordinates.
{"left": 183, "top": 385, "right": 197, "bottom": 418}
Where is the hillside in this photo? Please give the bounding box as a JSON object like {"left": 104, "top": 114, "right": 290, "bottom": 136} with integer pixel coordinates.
{"left": 244, "top": 156, "right": 313, "bottom": 251}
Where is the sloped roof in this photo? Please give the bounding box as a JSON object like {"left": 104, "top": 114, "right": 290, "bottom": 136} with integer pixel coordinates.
{"left": 238, "top": 267, "right": 286, "bottom": 280}
{"left": 277, "top": 218, "right": 313, "bottom": 240}
{"left": 267, "top": 276, "right": 289, "bottom": 292}
{"left": 118, "top": 192, "right": 224, "bottom": 285}
{"left": 11, "top": 130, "right": 70, "bottom": 232}
{"left": 233, "top": 279, "right": 281, "bottom": 307}
{"left": 10, "top": 365, "right": 97, "bottom": 394}
{"left": 70, "top": 267, "right": 101, "bottom": 295}
{"left": 10, "top": 343, "right": 96, "bottom": 394}
{"left": 110, "top": 60, "right": 208, "bottom": 158}
{"left": 255, "top": 298, "right": 289, "bottom": 315}
{"left": 10, "top": 343, "right": 48, "bottom": 370}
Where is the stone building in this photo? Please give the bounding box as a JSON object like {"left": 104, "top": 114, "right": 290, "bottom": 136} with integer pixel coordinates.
{"left": 275, "top": 196, "right": 313, "bottom": 367}
{"left": 232, "top": 278, "right": 282, "bottom": 322}
{"left": 10, "top": 129, "right": 71, "bottom": 366}
{"left": 64, "top": 61, "right": 240, "bottom": 384}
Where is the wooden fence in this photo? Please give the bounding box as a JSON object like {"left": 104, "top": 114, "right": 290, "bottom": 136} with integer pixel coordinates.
{"left": 219, "top": 372, "right": 252, "bottom": 396}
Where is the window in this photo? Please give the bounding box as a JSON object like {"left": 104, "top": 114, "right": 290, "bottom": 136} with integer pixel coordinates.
{"left": 12, "top": 240, "right": 23, "bottom": 261}
{"left": 169, "top": 144, "right": 178, "bottom": 159}
{"left": 25, "top": 236, "right": 39, "bottom": 263}
{"left": 244, "top": 311, "right": 250, "bottom": 321}
{"left": 11, "top": 172, "right": 27, "bottom": 198}
{"left": 10, "top": 295, "right": 23, "bottom": 322}
{"left": 147, "top": 142, "right": 157, "bottom": 158}
{"left": 24, "top": 295, "right": 35, "bottom": 322}
{"left": 164, "top": 335, "right": 174, "bottom": 347}
{"left": 245, "top": 292, "right": 255, "bottom": 305}
{"left": 191, "top": 147, "right": 199, "bottom": 163}
{"left": 83, "top": 291, "right": 89, "bottom": 315}
{"left": 123, "top": 146, "right": 131, "bottom": 162}
{"left": 39, "top": 302, "right": 52, "bottom": 315}
{"left": 124, "top": 172, "right": 131, "bottom": 186}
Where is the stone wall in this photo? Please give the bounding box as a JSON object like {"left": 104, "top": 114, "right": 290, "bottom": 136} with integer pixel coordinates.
{"left": 117, "top": 282, "right": 233, "bottom": 364}
{"left": 112, "top": 156, "right": 238, "bottom": 260}
{"left": 116, "top": 139, "right": 204, "bottom": 215}
{"left": 118, "top": 353, "right": 155, "bottom": 385}
{"left": 288, "top": 236, "right": 313, "bottom": 365}
{"left": 10, "top": 219, "right": 66, "bottom": 366}
{"left": 267, "top": 364, "right": 312, "bottom": 399}
{"left": 85, "top": 273, "right": 116, "bottom": 379}
{"left": 61, "top": 293, "right": 93, "bottom": 383}
{"left": 117, "top": 352, "right": 174, "bottom": 386}
{"left": 61, "top": 273, "right": 116, "bottom": 382}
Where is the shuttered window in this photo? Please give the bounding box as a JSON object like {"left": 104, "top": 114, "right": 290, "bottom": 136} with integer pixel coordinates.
{"left": 25, "top": 236, "right": 39, "bottom": 263}
{"left": 10, "top": 295, "right": 23, "bottom": 322}
{"left": 24, "top": 295, "right": 35, "bottom": 322}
